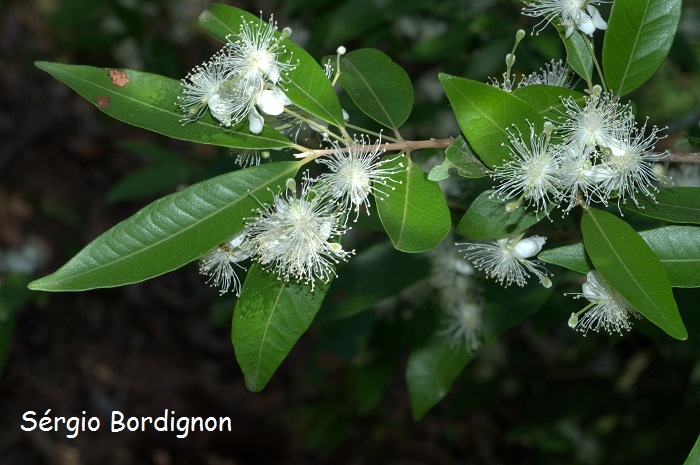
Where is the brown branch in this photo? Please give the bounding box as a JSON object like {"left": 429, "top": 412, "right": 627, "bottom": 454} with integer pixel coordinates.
{"left": 295, "top": 137, "right": 455, "bottom": 159}
{"left": 661, "top": 152, "right": 700, "bottom": 164}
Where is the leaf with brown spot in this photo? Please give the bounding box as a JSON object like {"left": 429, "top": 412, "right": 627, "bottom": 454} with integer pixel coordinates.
{"left": 107, "top": 69, "right": 129, "bottom": 87}
{"left": 96, "top": 96, "right": 110, "bottom": 108}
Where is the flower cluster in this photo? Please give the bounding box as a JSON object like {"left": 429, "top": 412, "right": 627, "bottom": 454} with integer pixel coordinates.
{"left": 177, "top": 15, "right": 296, "bottom": 133}
{"left": 522, "top": 0, "right": 608, "bottom": 38}
{"left": 491, "top": 86, "right": 666, "bottom": 214}
{"left": 199, "top": 139, "right": 405, "bottom": 293}
{"left": 568, "top": 271, "right": 641, "bottom": 335}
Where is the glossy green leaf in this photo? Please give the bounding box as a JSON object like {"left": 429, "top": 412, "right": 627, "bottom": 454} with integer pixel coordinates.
{"left": 564, "top": 30, "right": 594, "bottom": 83}
{"left": 428, "top": 135, "right": 490, "bottom": 181}
{"left": 232, "top": 262, "right": 332, "bottom": 392}
{"left": 376, "top": 157, "right": 451, "bottom": 253}
{"left": 406, "top": 333, "right": 475, "bottom": 421}
{"left": 198, "top": 4, "right": 346, "bottom": 129}
{"left": 623, "top": 187, "right": 700, "bottom": 224}
{"left": 29, "top": 162, "right": 301, "bottom": 291}
{"left": 512, "top": 85, "right": 585, "bottom": 118}
{"left": 35, "top": 61, "right": 294, "bottom": 150}
{"left": 684, "top": 433, "right": 700, "bottom": 465}
{"left": 334, "top": 48, "right": 414, "bottom": 130}
{"left": 457, "top": 190, "right": 547, "bottom": 240}
{"left": 439, "top": 73, "right": 544, "bottom": 168}
{"left": 581, "top": 208, "right": 686, "bottom": 339}
{"left": 603, "top": 0, "right": 682, "bottom": 96}
{"left": 538, "top": 242, "right": 593, "bottom": 275}
{"left": 315, "top": 241, "right": 430, "bottom": 323}
{"left": 539, "top": 225, "right": 700, "bottom": 287}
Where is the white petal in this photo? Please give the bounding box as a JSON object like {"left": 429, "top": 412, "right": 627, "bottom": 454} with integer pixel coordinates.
{"left": 248, "top": 107, "right": 265, "bottom": 134}
{"left": 511, "top": 236, "right": 546, "bottom": 259}
{"left": 257, "top": 89, "right": 286, "bottom": 116}
{"left": 587, "top": 5, "right": 608, "bottom": 30}
{"left": 576, "top": 14, "right": 597, "bottom": 36}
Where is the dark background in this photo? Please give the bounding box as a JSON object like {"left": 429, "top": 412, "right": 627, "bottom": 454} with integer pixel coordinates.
{"left": 2, "top": 0, "right": 700, "bottom": 464}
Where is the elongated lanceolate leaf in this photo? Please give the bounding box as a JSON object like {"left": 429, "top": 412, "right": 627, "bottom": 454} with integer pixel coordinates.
{"left": 457, "top": 190, "right": 547, "bottom": 240}
{"left": 684, "top": 433, "right": 700, "bottom": 465}
{"left": 603, "top": 0, "right": 682, "bottom": 96}
{"left": 406, "top": 333, "right": 474, "bottom": 421}
{"left": 198, "top": 4, "right": 346, "bottom": 129}
{"left": 564, "top": 30, "right": 594, "bottom": 83}
{"left": 376, "top": 157, "right": 451, "bottom": 253}
{"left": 623, "top": 187, "right": 700, "bottom": 224}
{"left": 539, "top": 226, "right": 700, "bottom": 288}
{"left": 29, "top": 162, "right": 302, "bottom": 291}
{"left": 581, "top": 208, "right": 687, "bottom": 339}
{"left": 439, "top": 73, "right": 544, "bottom": 168}
{"left": 232, "top": 262, "right": 332, "bottom": 392}
{"left": 35, "top": 62, "right": 293, "bottom": 150}
{"left": 334, "top": 48, "right": 414, "bottom": 130}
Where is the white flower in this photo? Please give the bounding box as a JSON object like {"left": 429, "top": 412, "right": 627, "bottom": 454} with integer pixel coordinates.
{"left": 491, "top": 123, "right": 562, "bottom": 215}
{"left": 233, "top": 148, "right": 270, "bottom": 168}
{"left": 177, "top": 50, "right": 235, "bottom": 126}
{"left": 247, "top": 85, "right": 293, "bottom": 134}
{"left": 557, "top": 146, "right": 607, "bottom": 210}
{"left": 556, "top": 89, "right": 633, "bottom": 156}
{"left": 518, "top": 59, "right": 574, "bottom": 88}
{"left": 437, "top": 300, "right": 483, "bottom": 352}
{"left": 245, "top": 175, "right": 353, "bottom": 289}
{"left": 225, "top": 15, "right": 296, "bottom": 86}
{"left": 199, "top": 232, "right": 252, "bottom": 296}
{"left": 596, "top": 123, "right": 666, "bottom": 207}
{"left": 315, "top": 136, "right": 404, "bottom": 222}
{"left": 522, "top": 0, "right": 608, "bottom": 38}
{"left": 458, "top": 235, "right": 551, "bottom": 288}
{"left": 568, "top": 271, "right": 641, "bottom": 335}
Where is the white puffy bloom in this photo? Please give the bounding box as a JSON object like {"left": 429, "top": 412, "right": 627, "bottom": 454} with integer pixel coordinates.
{"left": 568, "top": 271, "right": 641, "bottom": 335}
{"left": 596, "top": 123, "right": 666, "bottom": 207}
{"left": 225, "top": 15, "right": 296, "bottom": 87}
{"left": 199, "top": 232, "right": 252, "bottom": 296}
{"left": 458, "top": 235, "right": 551, "bottom": 288}
{"left": 430, "top": 239, "right": 483, "bottom": 352}
{"left": 518, "top": 59, "right": 574, "bottom": 88}
{"left": 247, "top": 85, "right": 293, "bottom": 134}
{"left": 245, "top": 176, "right": 353, "bottom": 289}
{"left": 522, "top": 0, "right": 608, "bottom": 38}
{"left": 491, "top": 123, "right": 562, "bottom": 215}
{"left": 315, "top": 136, "right": 404, "bottom": 222}
{"left": 556, "top": 89, "right": 633, "bottom": 156}
{"left": 557, "top": 146, "right": 607, "bottom": 210}
{"left": 177, "top": 50, "right": 235, "bottom": 126}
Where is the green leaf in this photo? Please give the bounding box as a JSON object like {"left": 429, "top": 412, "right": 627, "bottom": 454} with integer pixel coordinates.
{"left": 406, "top": 333, "right": 475, "bottom": 421}
{"left": 232, "top": 262, "right": 332, "bottom": 392}
{"left": 376, "top": 156, "right": 451, "bottom": 253}
{"left": 315, "top": 241, "right": 430, "bottom": 323}
{"left": 581, "top": 207, "right": 687, "bottom": 339}
{"left": 198, "top": 4, "right": 346, "bottom": 129}
{"left": 29, "top": 162, "right": 301, "bottom": 291}
{"left": 35, "top": 61, "right": 294, "bottom": 150}
{"left": 539, "top": 226, "right": 700, "bottom": 287}
{"left": 334, "top": 48, "right": 414, "bottom": 130}
{"left": 684, "top": 433, "right": 700, "bottom": 465}
{"left": 512, "top": 85, "right": 585, "bottom": 118}
{"left": 623, "top": 187, "right": 700, "bottom": 224}
{"left": 439, "top": 73, "right": 544, "bottom": 168}
{"left": 538, "top": 242, "right": 593, "bottom": 275}
{"left": 564, "top": 30, "right": 594, "bottom": 83}
{"left": 603, "top": 0, "right": 682, "bottom": 96}
{"left": 428, "top": 135, "right": 490, "bottom": 181}
{"left": 456, "top": 190, "right": 546, "bottom": 240}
